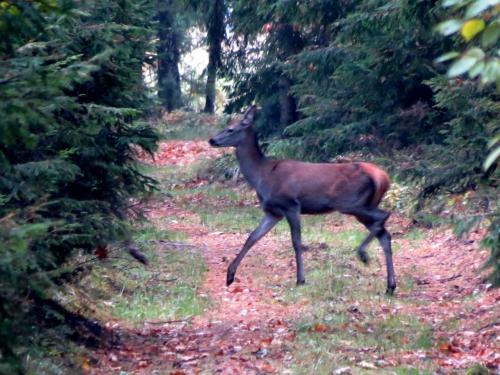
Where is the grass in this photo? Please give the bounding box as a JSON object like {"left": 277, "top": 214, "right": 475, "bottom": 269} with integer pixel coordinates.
{"left": 110, "top": 250, "right": 205, "bottom": 323}
{"left": 404, "top": 228, "right": 426, "bottom": 242}
{"left": 199, "top": 207, "right": 263, "bottom": 233}
{"left": 290, "top": 303, "right": 436, "bottom": 374}
{"left": 35, "top": 112, "right": 487, "bottom": 374}
{"left": 71, "top": 222, "right": 208, "bottom": 325}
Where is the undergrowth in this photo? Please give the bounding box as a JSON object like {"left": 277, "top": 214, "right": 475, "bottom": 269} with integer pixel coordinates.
{"left": 153, "top": 111, "right": 228, "bottom": 140}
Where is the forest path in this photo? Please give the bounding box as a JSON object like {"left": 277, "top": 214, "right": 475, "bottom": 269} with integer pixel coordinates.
{"left": 90, "top": 135, "right": 499, "bottom": 374}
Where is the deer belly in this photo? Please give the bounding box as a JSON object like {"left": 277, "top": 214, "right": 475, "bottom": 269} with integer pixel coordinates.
{"left": 299, "top": 197, "right": 337, "bottom": 214}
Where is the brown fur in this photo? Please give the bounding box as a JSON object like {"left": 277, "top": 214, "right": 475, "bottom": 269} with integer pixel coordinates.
{"left": 359, "top": 163, "right": 390, "bottom": 206}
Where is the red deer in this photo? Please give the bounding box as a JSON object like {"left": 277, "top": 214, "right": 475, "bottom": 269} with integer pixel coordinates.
{"left": 209, "top": 105, "right": 396, "bottom": 294}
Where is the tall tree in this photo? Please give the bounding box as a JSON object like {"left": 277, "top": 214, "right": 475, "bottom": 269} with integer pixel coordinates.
{"left": 157, "top": 0, "right": 182, "bottom": 111}
{"left": 203, "top": 0, "right": 226, "bottom": 113}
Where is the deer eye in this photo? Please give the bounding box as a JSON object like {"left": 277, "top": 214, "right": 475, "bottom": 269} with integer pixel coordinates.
{"left": 227, "top": 128, "right": 234, "bottom": 133}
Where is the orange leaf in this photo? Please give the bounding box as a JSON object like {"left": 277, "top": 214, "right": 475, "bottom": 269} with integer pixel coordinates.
{"left": 439, "top": 343, "right": 461, "bottom": 353}
{"left": 313, "top": 323, "right": 330, "bottom": 333}
{"left": 261, "top": 337, "right": 273, "bottom": 347}
{"left": 258, "top": 363, "right": 275, "bottom": 372}
{"left": 81, "top": 358, "right": 91, "bottom": 373}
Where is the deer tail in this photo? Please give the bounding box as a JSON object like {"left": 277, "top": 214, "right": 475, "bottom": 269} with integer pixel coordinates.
{"left": 360, "top": 163, "right": 390, "bottom": 206}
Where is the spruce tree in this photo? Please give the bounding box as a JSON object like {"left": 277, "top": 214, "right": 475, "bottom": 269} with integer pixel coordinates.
{"left": 0, "top": 0, "right": 158, "bottom": 370}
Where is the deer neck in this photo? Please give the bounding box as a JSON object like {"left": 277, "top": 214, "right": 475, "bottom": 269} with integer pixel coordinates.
{"left": 235, "top": 131, "right": 266, "bottom": 189}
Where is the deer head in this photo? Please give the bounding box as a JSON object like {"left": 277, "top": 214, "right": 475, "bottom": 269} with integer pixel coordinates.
{"left": 209, "top": 105, "right": 257, "bottom": 147}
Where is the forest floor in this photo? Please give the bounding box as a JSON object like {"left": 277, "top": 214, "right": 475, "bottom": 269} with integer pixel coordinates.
{"left": 85, "top": 114, "right": 499, "bottom": 375}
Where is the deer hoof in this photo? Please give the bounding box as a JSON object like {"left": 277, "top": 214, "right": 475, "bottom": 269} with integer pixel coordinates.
{"left": 357, "top": 249, "right": 370, "bottom": 265}
{"left": 385, "top": 285, "right": 396, "bottom": 296}
{"left": 227, "top": 273, "right": 235, "bottom": 287}
{"left": 296, "top": 279, "right": 306, "bottom": 286}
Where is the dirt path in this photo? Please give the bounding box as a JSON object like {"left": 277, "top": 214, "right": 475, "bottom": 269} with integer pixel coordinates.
{"left": 91, "top": 139, "right": 499, "bottom": 374}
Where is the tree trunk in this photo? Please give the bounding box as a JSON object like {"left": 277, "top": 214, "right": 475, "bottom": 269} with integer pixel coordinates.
{"left": 204, "top": 0, "right": 225, "bottom": 113}
{"left": 278, "top": 75, "right": 296, "bottom": 126}
{"left": 157, "top": 1, "right": 182, "bottom": 112}
{"left": 204, "top": 59, "right": 217, "bottom": 113}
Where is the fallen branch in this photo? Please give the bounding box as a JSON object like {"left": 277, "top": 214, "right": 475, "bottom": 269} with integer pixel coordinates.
{"left": 145, "top": 318, "right": 191, "bottom": 325}
{"left": 156, "top": 240, "right": 200, "bottom": 249}
{"left": 477, "top": 321, "right": 500, "bottom": 332}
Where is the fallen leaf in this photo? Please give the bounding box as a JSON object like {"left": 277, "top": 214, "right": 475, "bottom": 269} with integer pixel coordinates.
{"left": 261, "top": 337, "right": 273, "bottom": 347}
{"left": 81, "top": 358, "right": 91, "bottom": 374}
{"left": 313, "top": 323, "right": 330, "bottom": 333}
{"left": 258, "top": 363, "right": 275, "bottom": 372}
{"left": 439, "top": 343, "right": 461, "bottom": 354}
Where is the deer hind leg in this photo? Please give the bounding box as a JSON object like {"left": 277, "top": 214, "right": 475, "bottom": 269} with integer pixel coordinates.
{"left": 352, "top": 208, "right": 396, "bottom": 295}
{"left": 353, "top": 207, "right": 389, "bottom": 254}
{"left": 354, "top": 215, "right": 379, "bottom": 264}
{"left": 284, "top": 206, "right": 305, "bottom": 285}
{"left": 227, "top": 212, "right": 282, "bottom": 286}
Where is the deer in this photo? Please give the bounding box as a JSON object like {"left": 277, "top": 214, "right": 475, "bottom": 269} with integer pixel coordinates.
{"left": 209, "top": 105, "right": 396, "bottom": 295}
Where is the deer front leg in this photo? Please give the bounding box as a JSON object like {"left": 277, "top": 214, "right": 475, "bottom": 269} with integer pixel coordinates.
{"left": 377, "top": 228, "right": 396, "bottom": 295}
{"left": 285, "top": 207, "right": 305, "bottom": 285}
{"left": 227, "top": 213, "right": 282, "bottom": 286}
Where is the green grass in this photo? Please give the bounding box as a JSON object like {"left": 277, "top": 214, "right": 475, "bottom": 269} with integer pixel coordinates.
{"left": 404, "top": 228, "right": 426, "bottom": 242}
{"left": 105, "top": 249, "right": 206, "bottom": 323}
{"left": 133, "top": 224, "right": 188, "bottom": 243}
{"left": 199, "top": 206, "right": 263, "bottom": 233}
{"left": 394, "top": 368, "right": 433, "bottom": 375}
{"left": 23, "top": 331, "right": 83, "bottom": 375}
{"left": 290, "top": 310, "right": 435, "bottom": 374}
{"left": 73, "top": 223, "right": 208, "bottom": 325}
{"left": 140, "top": 162, "right": 202, "bottom": 187}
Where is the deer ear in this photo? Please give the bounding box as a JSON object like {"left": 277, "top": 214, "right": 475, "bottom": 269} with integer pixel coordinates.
{"left": 241, "top": 105, "right": 257, "bottom": 127}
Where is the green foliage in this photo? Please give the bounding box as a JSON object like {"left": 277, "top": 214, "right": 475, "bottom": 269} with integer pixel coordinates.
{"left": 435, "top": 0, "right": 500, "bottom": 285}
{"left": 415, "top": 76, "right": 498, "bottom": 199}
{"left": 436, "top": 0, "right": 499, "bottom": 86}
{"left": 436, "top": 0, "right": 500, "bottom": 177}
{"left": 0, "top": 0, "right": 158, "bottom": 371}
